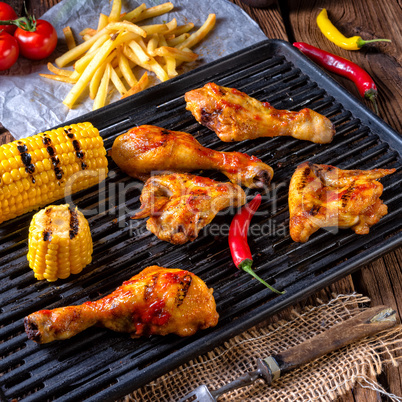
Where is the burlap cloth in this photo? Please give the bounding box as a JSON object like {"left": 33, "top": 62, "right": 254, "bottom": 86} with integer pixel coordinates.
{"left": 124, "top": 293, "right": 402, "bottom": 401}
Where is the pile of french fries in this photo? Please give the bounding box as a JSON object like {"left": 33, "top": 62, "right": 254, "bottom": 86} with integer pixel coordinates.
{"left": 40, "top": 1, "right": 216, "bottom": 110}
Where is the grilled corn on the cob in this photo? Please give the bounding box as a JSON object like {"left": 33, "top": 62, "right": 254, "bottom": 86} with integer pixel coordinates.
{"left": 28, "top": 204, "right": 93, "bottom": 281}
{"left": 0, "top": 122, "right": 108, "bottom": 224}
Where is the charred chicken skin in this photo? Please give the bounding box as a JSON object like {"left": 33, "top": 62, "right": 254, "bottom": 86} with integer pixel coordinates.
{"left": 133, "top": 173, "right": 246, "bottom": 244}
{"left": 289, "top": 162, "right": 395, "bottom": 242}
{"left": 185, "top": 82, "right": 335, "bottom": 144}
{"left": 24, "top": 266, "right": 219, "bottom": 343}
{"left": 111, "top": 125, "right": 273, "bottom": 188}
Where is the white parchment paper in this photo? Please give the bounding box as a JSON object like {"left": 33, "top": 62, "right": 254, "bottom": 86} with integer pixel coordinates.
{"left": 0, "top": 0, "right": 266, "bottom": 140}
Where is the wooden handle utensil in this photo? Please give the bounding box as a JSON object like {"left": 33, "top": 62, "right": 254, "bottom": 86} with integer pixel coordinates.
{"left": 261, "top": 305, "right": 397, "bottom": 383}
{"left": 179, "top": 305, "right": 397, "bottom": 401}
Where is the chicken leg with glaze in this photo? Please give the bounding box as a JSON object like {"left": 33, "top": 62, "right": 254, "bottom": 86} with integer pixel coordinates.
{"left": 185, "top": 82, "right": 335, "bottom": 144}
{"left": 111, "top": 125, "right": 274, "bottom": 188}
{"left": 24, "top": 266, "right": 219, "bottom": 343}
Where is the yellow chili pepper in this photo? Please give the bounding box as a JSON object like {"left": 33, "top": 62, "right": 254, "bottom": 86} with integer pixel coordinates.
{"left": 316, "top": 9, "right": 391, "bottom": 50}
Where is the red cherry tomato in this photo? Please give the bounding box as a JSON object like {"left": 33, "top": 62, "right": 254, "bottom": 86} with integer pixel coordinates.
{"left": 0, "top": 2, "right": 18, "bottom": 35}
{"left": 14, "top": 19, "right": 57, "bottom": 60}
{"left": 0, "top": 30, "right": 19, "bottom": 71}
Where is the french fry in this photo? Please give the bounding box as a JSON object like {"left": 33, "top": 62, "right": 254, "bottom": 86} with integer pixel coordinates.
{"left": 89, "top": 63, "right": 107, "bottom": 100}
{"left": 113, "top": 65, "right": 123, "bottom": 78}
{"left": 168, "top": 23, "right": 194, "bottom": 36}
{"left": 93, "top": 64, "right": 112, "bottom": 110}
{"left": 122, "top": 72, "right": 149, "bottom": 99}
{"left": 177, "top": 14, "right": 216, "bottom": 50}
{"left": 75, "top": 50, "right": 97, "bottom": 73}
{"left": 47, "top": 0, "right": 216, "bottom": 111}
{"left": 47, "top": 62, "right": 73, "bottom": 77}
{"left": 146, "top": 34, "right": 159, "bottom": 56}
{"left": 74, "top": 34, "right": 110, "bottom": 73}
{"left": 157, "top": 35, "right": 176, "bottom": 78}
{"left": 106, "top": 21, "right": 146, "bottom": 38}
{"left": 141, "top": 23, "right": 169, "bottom": 35}
{"left": 86, "top": 29, "right": 97, "bottom": 37}
{"left": 128, "top": 40, "right": 151, "bottom": 65}
{"left": 137, "top": 38, "right": 148, "bottom": 53}
{"left": 56, "top": 27, "right": 110, "bottom": 67}
{"left": 76, "top": 30, "right": 138, "bottom": 73}
{"left": 131, "top": 2, "right": 174, "bottom": 23}
{"left": 154, "top": 46, "right": 198, "bottom": 62}
{"left": 165, "top": 18, "right": 178, "bottom": 33}
{"left": 165, "top": 56, "right": 177, "bottom": 78}
{"left": 148, "top": 58, "right": 169, "bottom": 82}
{"left": 70, "top": 70, "right": 80, "bottom": 81}
{"left": 89, "top": 51, "right": 116, "bottom": 99}
{"left": 108, "top": 0, "right": 122, "bottom": 23}
{"left": 39, "top": 74, "right": 77, "bottom": 84}
{"left": 97, "top": 13, "right": 109, "bottom": 32}
{"left": 110, "top": 66, "right": 128, "bottom": 95}
{"left": 79, "top": 27, "right": 97, "bottom": 37}
{"left": 122, "top": 44, "right": 148, "bottom": 69}
{"left": 118, "top": 52, "right": 137, "bottom": 87}
{"left": 123, "top": 3, "right": 147, "bottom": 22}
{"left": 63, "top": 27, "right": 76, "bottom": 50}
{"left": 63, "top": 31, "right": 132, "bottom": 108}
{"left": 166, "top": 33, "right": 190, "bottom": 47}
{"left": 111, "top": 54, "right": 120, "bottom": 69}
{"left": 88, "top": 33, "right": 111, "bottom": 53}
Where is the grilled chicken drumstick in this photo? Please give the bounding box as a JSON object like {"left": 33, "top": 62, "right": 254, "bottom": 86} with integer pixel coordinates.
{"left": 289, "top": 162, "right": 395, "bottom": 242}
{"left": 185, "top": 82, "right": 335, "bottom": 144}
{"left": 133, "top": 173, "right": 246, "bottom": 244}
{"left": 25, "top": 266, "right": 219, "bottom": 343}
{"left": 111, "top": 125, "right": 273, "bottom": 188}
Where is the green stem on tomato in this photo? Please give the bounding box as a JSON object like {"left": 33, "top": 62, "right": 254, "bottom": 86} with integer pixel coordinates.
{"left": 239, "top": 259, "right": 284, "bottom": 295}
{"left": 0, "top": 16, "right": 36, "bottom": 32}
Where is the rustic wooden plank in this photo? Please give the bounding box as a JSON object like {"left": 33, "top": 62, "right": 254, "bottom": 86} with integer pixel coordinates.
{"left": 9, "top": 0, "right": 25, "bottom": 15}
{"left": 9, "top": 0, "right": 54, "bottom": 16}
{"left": 353, "top": 250, "right": 402, "bottom": 398}
{"left": 349, "top": 373, "right": 383, "bottom": 402}
{"left": 286, "top": 0, "right": 402, "bottom": 132}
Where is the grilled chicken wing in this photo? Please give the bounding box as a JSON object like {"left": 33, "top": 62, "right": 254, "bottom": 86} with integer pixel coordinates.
{"left": 24, "top": 266, "right": 219, "bottom": 343}
{"left": 185, "top": 82, "right": 335, "bottom": 144}
{"left": 289, "top": 162, "right": 395, "bottom": 242}
{"left": 133, "top": 173, "right": 246, "bottom": 244}
{"left": 111, "top": 125, "right": 273, "bottom": 188}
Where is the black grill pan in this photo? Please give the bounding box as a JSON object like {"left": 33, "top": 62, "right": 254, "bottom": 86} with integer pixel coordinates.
{"left": 1, "top": 39, "right": 401, "bottom": 402}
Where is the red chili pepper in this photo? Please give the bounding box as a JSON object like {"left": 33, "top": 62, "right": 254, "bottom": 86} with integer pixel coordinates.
{"left": 229, "top": 193, "right": 284, "bottom": 294}
{"left": 293, "top": 42, "right": 379, "bottom": 114}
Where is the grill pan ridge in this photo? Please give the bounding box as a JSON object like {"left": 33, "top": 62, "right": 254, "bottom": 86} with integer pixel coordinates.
{"left": 1, "top": 40, "right": 401, "bottom": 401}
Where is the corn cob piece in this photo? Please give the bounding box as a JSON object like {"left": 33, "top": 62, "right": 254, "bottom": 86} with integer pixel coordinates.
{"left": 28, "top": 204, "right": 93, "bottom": 281}
{"left": 0, "top": 122, "right": 108, "bottom": 225}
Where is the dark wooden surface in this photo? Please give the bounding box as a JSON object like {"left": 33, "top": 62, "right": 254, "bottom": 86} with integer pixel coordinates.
{"left": 3, "top": 0, "right": 402, "bottom": 400}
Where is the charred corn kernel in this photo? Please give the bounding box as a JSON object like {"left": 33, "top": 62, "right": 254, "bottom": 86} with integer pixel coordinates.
{"left": 0, "top": 122, "right": 108, "bottom": 224}
{"left": 27, "top": 204, "right": 93, "bottom": 282}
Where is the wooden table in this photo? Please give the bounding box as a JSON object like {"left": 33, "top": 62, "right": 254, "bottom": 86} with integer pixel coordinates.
{"left": 3, "top": 0, "right": 402, "bottom": 400}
